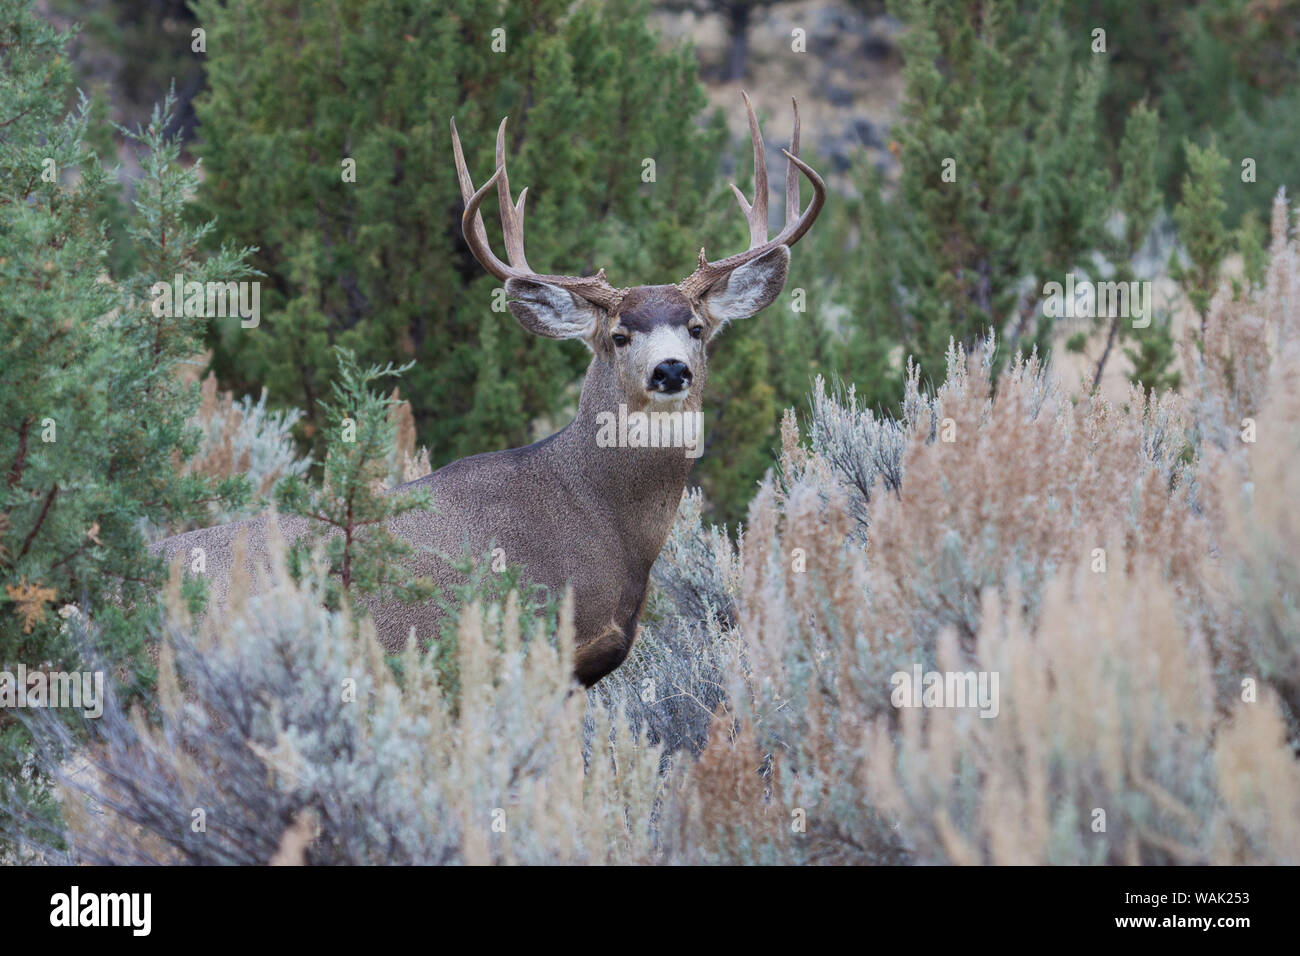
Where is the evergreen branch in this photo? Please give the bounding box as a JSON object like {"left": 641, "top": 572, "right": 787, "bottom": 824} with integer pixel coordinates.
{"left": 16, "top": 483, "right": 57, "bottom": 562}
{"left": 6, "top": 417, "right": 30, "bottom": 487}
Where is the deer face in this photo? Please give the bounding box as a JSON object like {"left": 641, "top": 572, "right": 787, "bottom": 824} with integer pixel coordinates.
{"left": 451, "top": 92, "right": 823, "bottom": 416}
{"left": 608, "top": 286, "right": 702, "bottom": 408}
{"left": 504, "top": 245, "right": 790, "bottom": 411}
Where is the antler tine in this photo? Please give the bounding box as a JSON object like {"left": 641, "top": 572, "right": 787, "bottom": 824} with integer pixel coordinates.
{"left": 677, "top": 95, "right": 826, "bottom": 299}
{"left": 494, "top": 117, "right": 532, "bottom": 272}
{"left": 738, "top": 90, "right": 768, "bottom": 247}
{"left": 786, "top": 96, "right": 801, "bottom": 226}
{"left": 775, "top": 147, "right": 824, "bottom": 247}
{"left": 450, "top": 117, "right": 498, "bottom": 272}
{"left": 451, "top": 115, "right": 626, "bottom": 310}
{"left": 460, "top": 164, "right": 515, "bottom": 282}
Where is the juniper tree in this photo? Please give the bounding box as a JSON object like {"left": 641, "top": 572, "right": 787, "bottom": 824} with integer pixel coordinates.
{"left": 1171, "top": 140, "right": 1231, "bottom": 334}
{"left": 1062, "top": 0, "right": 1300, "bottom": 227}
{"left": 696, "top": 334, "right": 779, "bottom": 519}
{"left": 0, "top": 0, "right": 252, "bottom": 841}
{"left": 1169, "top": 139, "right": 1278, "bottom": 354}
{"left": 826, "top": 0, "right": 1113, "bottom": 402}
{"left": 274, "top": 349, "right": 435, "bottom": 617}
{"left": 1092, "top": 102, "right": 1179, "bottom": 392}
{"left": 1234, "top": 210, "right": 1268, "bottom": 292}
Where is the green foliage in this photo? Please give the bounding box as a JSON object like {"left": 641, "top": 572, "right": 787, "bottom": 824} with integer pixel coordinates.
{"left": 1113, "top": 102, "right": 1162, "bottom": 257}
{"left": 0, "top": 0, "right": 250, "bottom": 845}
{"left": 1098, "top": 102, "right": 1178, "bottom": 393}
{"left": 49, "top": 1, "right": 196, "bottom": 278}
{"left": 1122, "top": 317, "right": 1181, "bottom": 394}
{"left": 276, "top": 349, "right": 434, "bottom": 615}
{"left": 111, "top": 93, "right": 259, "bottom": 529}
{"left": 1063, "top": 0, "right": 1300, "bottom": 227}
{"left": 1171, "top": 140, "right": 1231, "bottom": 326}
{"left": 1235, "top": 209, "right": 1268, "bottom": 291}
{"left": 822, "top": 0, "right": 1109, "bottom": 403}
{"left": 697, "top": 332, "right": 779, "bottom": 521}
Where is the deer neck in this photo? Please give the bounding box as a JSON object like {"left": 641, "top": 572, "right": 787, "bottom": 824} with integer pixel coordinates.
{"left": 542, "top": 357, "right": 701, "bottom": 563}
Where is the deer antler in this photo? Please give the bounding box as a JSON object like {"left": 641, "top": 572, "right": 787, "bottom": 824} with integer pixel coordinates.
{"left": 677, "top": 93, "right": 826, "bottom": 300}
{"left": 450, "top": 116, "right": 626, "bottom": 311}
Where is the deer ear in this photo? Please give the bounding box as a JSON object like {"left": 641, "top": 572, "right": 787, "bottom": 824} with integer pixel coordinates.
{"left": 698, "top": 245, "right": 791, "bottom": 329}
{"left": 505, "top": 278, "right": 602, "bottom": 340}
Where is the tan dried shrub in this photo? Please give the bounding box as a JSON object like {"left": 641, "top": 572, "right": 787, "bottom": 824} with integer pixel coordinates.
{"left": 44, "top": 531, "right": 666, "bottom": 865}
{"left": 385, "top": 387, "right": 432, "bottom": 486}
{"left": 672, "top": 190, "right": 1300, "bottom": 865}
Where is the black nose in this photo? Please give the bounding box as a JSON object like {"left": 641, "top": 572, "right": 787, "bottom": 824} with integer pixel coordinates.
{"left": 650, "top": 360, "right": 692, "bottom": 393}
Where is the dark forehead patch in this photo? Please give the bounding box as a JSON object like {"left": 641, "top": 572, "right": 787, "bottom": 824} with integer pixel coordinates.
{"left": 616, "top": 285, "right": 693, "bottom": 332}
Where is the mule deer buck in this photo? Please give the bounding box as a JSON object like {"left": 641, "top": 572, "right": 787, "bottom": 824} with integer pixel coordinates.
{"left": 158, "top": 93, "right": 824, "bottom": 686}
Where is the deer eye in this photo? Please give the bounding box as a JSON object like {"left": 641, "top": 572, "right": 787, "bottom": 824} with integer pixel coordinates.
{"left": 612, "top": 332, "right": 630, "bottom": 347}
{"left": 689, "top": 324, "right": 704, "bottom": 339}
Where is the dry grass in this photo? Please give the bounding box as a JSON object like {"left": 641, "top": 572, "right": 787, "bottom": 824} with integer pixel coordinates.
{"left": 695, "top": 189, "right": 1300, "bottom": 864}
{"left": 385, "top": 387, "right": 432, "bottom": 487}
{"left": 26, "top": 530, "right": 666, "bottom": 865}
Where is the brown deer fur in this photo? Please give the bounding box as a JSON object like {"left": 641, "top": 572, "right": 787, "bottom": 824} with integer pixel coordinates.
{"left": 156, "top": 95, "right": 824, "bottom": 687}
